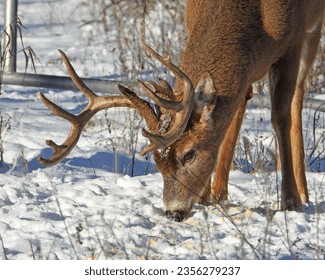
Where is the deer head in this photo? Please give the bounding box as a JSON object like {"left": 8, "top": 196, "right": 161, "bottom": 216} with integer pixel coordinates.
{"left": 38, "top": 46, "right": 219, "bottom": 221}
{"left": 150, "top": 72, "right": 220, "bottom": 222}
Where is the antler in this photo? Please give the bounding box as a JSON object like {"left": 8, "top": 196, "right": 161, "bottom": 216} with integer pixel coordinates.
{"left": 38, "top": 49, "right": 159, "bottom": 166}
{"left": 38, "top": 45, "right": 195, "bottom": 166}
{"left": 137, "top": 44, "right": 195, "bottom": 155}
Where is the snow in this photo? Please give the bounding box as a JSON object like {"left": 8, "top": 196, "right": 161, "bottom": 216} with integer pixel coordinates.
{"left": 0, "top": 0, "right": 324, "bottom": 260}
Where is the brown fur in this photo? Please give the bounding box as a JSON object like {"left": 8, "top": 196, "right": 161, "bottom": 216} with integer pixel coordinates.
{"left": 154, "top": 0, "right": 325, "bottom": 221}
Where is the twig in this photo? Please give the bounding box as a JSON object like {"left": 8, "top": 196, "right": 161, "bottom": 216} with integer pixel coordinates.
{"left": 0, "top": 233, "right": 8, "bottom": 260}
{"left": 49, "top": 180, "right": 79, "bottom": 259}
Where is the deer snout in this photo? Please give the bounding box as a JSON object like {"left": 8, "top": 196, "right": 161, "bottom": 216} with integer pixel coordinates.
{"left": 162, "top": 178, "right": 201, "bottom": 222}
{"left": 163, "top": 195, "right": 195, "bottom": 222}
{"left": 165, "top": 210, "right": 187, "bottom": 222}
{"left": 164, "top": 199, "right": 195, "bottom": 222}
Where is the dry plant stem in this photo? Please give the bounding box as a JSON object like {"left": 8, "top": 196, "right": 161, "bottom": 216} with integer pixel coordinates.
{"left": 283, "top": 212, "right": 296, "bottom": 259}
{"left": 215, "top": 205, "right": 261, "bottom": 259}
{"left": 51, "top": 180, "right": 79, "bottom": 260}
{"left": 29, "top": 240, "right": 36, "bottom": 260}
{"left": 101, "top": 212, "right": 130, "bottom": 259}
{"left": 0, "top": 234, "right": 8, "bottom": 260}
{"left": 0, "top": 115, "right": 4, "bottom": 166}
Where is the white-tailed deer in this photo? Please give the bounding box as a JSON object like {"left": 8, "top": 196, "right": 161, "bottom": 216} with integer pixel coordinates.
{"left": 38, "top": 1, "right": 324, "bottom": 222}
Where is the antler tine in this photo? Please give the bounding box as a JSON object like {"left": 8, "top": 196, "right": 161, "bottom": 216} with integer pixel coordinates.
{"left": 117, "top": 84, "right": 159, "bottom": 132}
{"left": 145, "top": 80, "right": 174, "bottom": 98}
{"left": 142, "top": 44, "right": 186, "bottom": 81}
{"left": 39, "top": 92, "right": 77, "bottom": 124}
{"left": 38, "top": 121, "right": 86, "bottom": 167}
{"left": 142, "top": 44, "right": 194, "bottom": 99}
{"left": 140, "top": 129, "right": 177, "bottom": 156}
{"left": 58, "top": 49, "right": 98, "bottom": 103}
{"left": 137, "top": 80, "right": 182, "bottom": 111}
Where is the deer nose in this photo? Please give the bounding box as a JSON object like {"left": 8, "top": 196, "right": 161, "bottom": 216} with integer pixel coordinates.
{"left": 165, "top": 210, "right": 186, "bottom": 222}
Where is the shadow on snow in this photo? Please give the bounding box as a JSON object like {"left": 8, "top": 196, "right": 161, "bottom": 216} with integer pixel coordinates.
{"left": 27, "top": 149, "right": 157, "bottom": 177}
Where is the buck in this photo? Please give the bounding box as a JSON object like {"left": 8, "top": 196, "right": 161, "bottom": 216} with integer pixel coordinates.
{"left": 38, "top": 1, "right": 325, "bottom": 222}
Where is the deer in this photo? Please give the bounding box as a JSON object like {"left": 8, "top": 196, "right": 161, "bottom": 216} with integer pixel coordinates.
{"left": 38, "top": 1, "right": 325, "bottom": 222}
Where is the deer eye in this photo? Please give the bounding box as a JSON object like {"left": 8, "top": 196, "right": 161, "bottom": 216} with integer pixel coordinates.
{"left": 183, "top": 149, "right": 196, "bottom": 164}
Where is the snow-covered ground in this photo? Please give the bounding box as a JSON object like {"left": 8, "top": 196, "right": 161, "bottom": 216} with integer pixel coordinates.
{"left": 0, "top": 0, "right": 324, "bottom": 260}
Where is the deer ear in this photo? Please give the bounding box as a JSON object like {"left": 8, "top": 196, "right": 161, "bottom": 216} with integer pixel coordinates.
{"left": 194, "top": 72, "right": 217, "bottom": 123}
